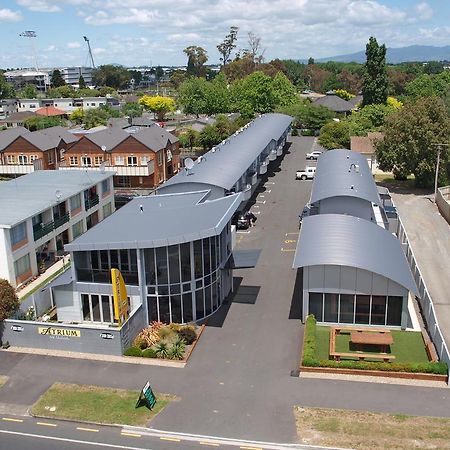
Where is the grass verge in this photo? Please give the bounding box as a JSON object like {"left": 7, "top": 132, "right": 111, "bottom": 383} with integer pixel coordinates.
{"left": 294, "top": 406, "right": 450, "bottom": 450}
{"left": 31, "top": 383, "right": 175, "bottom": 426}
{"left": 0, "top": 376, "right": 8, "bottom": 388}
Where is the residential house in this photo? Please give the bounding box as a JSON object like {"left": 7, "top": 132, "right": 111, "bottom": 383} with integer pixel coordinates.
{"left": 313, "top": 91, "right": 353, "bottom": 114}
{"left": 0, "top": 111, "right": 36, "bottom": 128}
{"left": 350, "top": 131, "right": 384, "bottom": 172}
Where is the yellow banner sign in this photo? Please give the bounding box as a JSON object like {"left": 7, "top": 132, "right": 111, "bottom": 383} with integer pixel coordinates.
{"left": 38, "top": 327, "right": 81, "bottom": 337}
{"left": 111, "top": 268, "right": 129, "bottom": 326}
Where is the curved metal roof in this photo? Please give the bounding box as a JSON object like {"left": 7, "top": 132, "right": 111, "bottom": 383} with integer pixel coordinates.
{"left": 293, "top": 214, "right": 418, "bottom": 295}
{"left": 65, "top": 191, "right": 242, "bottom": 251}
{"left": 159, "top": 113, "right": 292, "bottom": 192}
{"left": 311, "top": 149, "right": 381, "bottom": 205}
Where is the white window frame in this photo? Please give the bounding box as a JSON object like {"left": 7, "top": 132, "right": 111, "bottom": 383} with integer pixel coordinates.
{"left": 81, "top": 156, "right": 92, "bottom": 167}
{"left": 69, "top": 156, "right": 78, "bottom": 166}
{"left": 127, "top": 156, "right": 138, "bottom": 167}
{"left": 7, "top": 155, "right": 16, "bottom": 164}
{"left": 140, "top": 155, "right": 149, "bottom": 166}
{"left": 115, "top": 155, "right": 124, "bottom": 166}
{"left": 94, "top": 156, "right": 103, "bottom": 166}
{"left": 18, "top": 155, "right": 28, "bottom": 165}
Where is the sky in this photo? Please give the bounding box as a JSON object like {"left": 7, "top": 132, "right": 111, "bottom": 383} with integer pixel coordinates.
{"left": 0, "top": 0, "right": 450, "bottom": 69}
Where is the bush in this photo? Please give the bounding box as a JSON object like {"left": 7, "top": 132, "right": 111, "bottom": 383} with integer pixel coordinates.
{"left": 178, "top": 326, "right": 197, "bottom": 345}
{"left": 168, "top": 339, "right": 186, "bottom": 360}
{"left": 0, "top": 279, "right": 20, "bottom": 321}
{"left": 142, "top": 348, "right": 157, "bottom": 358}
{"left": 302, "top": 315, "right": 317, "bottom": 363}
{"left": 301, "top": 129, "right": 315, "bottom": 136}
{"left": 123, "top": 347, "right": 142, "bottom": 357}
{"left": 158, "top": 325, "right": 177, "bottom": 341}
{"left": 133, "top": 336, "right": 148, "bottom": 350}
{"left": 291, "top": 128, "right": 299, "bottom": 136}
{"left": 154, "top": 341, "right": 170, "bottom": 359}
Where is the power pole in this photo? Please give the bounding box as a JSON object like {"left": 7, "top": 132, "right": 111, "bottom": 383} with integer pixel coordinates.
{"left": 83, "top": 36, "right": 95, "bottom": 69}
{"left": 431, "top": 143, "right": 449, "bottom": 203}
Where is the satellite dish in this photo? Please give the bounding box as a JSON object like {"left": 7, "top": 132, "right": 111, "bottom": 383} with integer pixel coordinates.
{"left": 55, "top": 189, "right": 62, "bottom": 201}
{"left": 101, "top": 145, "right": 107, "bottom": 152}
{"left": 185, "top": 158, "right": 194, "bottom": 170}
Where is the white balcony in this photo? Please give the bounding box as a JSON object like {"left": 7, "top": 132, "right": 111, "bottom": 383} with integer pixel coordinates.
{"left": 59, "top": 160, "right": 154, "bottom": 176}
{"left": 250, "top": 173, "right": 258, "bottom": 185}
{"left": 0, "top": 164, "right": 35, "bottom": 175}
{"left": 276, "top": 145, "right": 283, "bottom": 157}
{"left": 269, "top": 150, "right": 277, "bottom": 161}
{"left": 259, "top": 163, "right": 267, "bottom": 175}
{"left": 242, "top": 184, "right": 252, "bottom": 201}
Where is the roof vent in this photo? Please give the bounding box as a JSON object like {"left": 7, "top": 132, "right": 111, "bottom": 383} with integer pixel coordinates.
{"left": 139, "top": 204, "right": 144, "bottom": 213}
{"left": 350, "top": 185, "right": 354, "bottom": 190}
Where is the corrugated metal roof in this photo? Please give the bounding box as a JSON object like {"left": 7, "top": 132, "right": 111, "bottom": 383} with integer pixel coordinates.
{"left": 0, "top": 170, "right": 113, "bottom": 227}
{"left": 311, "top": 149, "right": 381, "bottom": 205}
{"left": 292, "top": 214, "right": 418, "bottom": 295}
{"left": 159, "top": 113, "right": 292, "bottom": 192}
{"left": 65, "top": 191, "right": 242, "bottom": 251}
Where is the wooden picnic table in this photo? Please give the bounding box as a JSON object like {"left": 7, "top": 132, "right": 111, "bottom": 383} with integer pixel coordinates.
{"left": 350, "top": 331, "right": 393, "bottom": 353}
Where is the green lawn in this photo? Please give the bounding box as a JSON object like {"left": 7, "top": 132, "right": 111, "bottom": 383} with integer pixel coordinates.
{"left": 316, "top": 326, "right": 429, "bottom": 363}
{"left": 31, "top": 383, "right": 175, "bottom": 426}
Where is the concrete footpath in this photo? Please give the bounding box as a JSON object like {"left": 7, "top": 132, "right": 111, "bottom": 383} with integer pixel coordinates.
{"left": 392, "top": 192, "right": 450, "bottom": 351}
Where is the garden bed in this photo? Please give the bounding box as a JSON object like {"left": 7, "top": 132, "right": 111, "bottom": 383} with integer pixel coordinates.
{"left": 300, "top": 315, "right": 448, "bottom": 381}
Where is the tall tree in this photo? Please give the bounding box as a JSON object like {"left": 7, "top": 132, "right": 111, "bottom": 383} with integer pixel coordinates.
{"left": 19, "top": 84, "right": 38, "bottom": 99}
{"left": 92, "top": 65, "right": 131, "bottom": 89}
{"left": 376, "top": 97, "right": 450, "bottom": 186}
{"left": 0, "top": 73, "right": 15, "bottom": 99}
{"left": 184, "top": 46, "right": 208, "bottom": 78}
{"left": 362, "top": 37, "right": 388, "bottom": 106}
{"left": 139, "top": 95, "right": 176, "bottom": 121}
{"left": 178, "top": 77, "right": 209, "bottom": 117}
{"left": 217, "top": 26, "right": 239, "bottom": 67}
{"left": 0, "top": 279, "right": 19, "bottom": 322}
{"left": 246, "top": 31, "right": 264, "bottom": 64}
{"left": 272, "top": 72, "right": 297, "bottom": 107}
{"left": 78, "top": 75, "right": 87, "bottom": 89}
{"left": 50, "top": 69, "right": 66, "bottom": 88}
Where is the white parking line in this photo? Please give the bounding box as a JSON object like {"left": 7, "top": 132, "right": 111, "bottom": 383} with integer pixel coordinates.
{"left": 265, "top": 189, "right": 272, "bottom": 193}
{"left": 252, "top": 211, "right": 261, "bottom": 215}
{"left": 256, "top": 200, "right": 266, "bottom": 204}
{"left": 266, "top": 182, "right": 275, "bottom": 185}
{"left": 237, "top": 230, "right": 251, "bottom": 234}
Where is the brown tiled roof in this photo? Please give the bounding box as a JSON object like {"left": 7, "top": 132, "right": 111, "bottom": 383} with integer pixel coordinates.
{"left": 350, "top": 133, "right": 384, "bottom": 155}
{"left": 35, "top": 105, "right": 66, "bottom": 116}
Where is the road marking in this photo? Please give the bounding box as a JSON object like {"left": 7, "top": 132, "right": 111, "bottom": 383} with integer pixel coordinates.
{"left": 284, "top": 239, "right": 296, "bottom": 244}
{"left": 2, "top": 418, "right": 23, "bottom": 423}
{"left": 281, "top": 248, "right": 296, "bottom": 252}
{"left": 266, "top": 181, "right": 275, "bottom": 185}
{"left": 200, "top": 442, "right": 220, "bottom": 447}
{"left": 256, "top": 200, "right": 266, "bottom": 204}
{"left": 240, "top": 447, "right": 263, "bottom": 450}
{"left": 0, "top": 429, "right": 150, "bottom": 450}
{"left": 160, "top": 437, "right": 181, "bottom": 442}
{"left": 219, "top": 382, "right": 224, "bottom": 385}
{"left": 253, "top": 205, "right": 259, "bottom": 208}
{"left": 252, "top": 211, "right": 260, "bottom": 215}
{"left": 258, "top": 195, "right": 265, "bottom": 198}
{"left": 120, "top": 432, "right": 141, "bottom": 438}
{"left": 265, "top": 189, "right": 272, "bottom": 193}
{"left": 236, "top": 230, "right": 251, "bottom": 234}
{"left": 37, "top": 422, "right": 57, "bottom": 427}
{"left": 285, "top": 232, "right": 299, "bottom": 236}
{"left": 77, "top": 427, "right": 99, "bottom": 433}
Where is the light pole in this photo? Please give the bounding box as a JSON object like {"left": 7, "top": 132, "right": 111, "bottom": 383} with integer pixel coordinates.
{"left": 431, "top": 143, "right": 449, "bottom": 203}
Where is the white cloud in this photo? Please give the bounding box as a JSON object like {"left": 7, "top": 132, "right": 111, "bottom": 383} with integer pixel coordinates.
{"left": 46, "top": 45, "right": 57, "bottom": 51}
{"left": 0, "top": 8, "right": 23, "bottom": 22}
{"left": 16, "top": 0, "right": 61, "bottom": 13}
{"left": 92, "top": 47, "right": 106, "bottom": 54}
{"left": 415, "top": 2, "right": 433, "bottom": 20}
{"left": 67, "top": 41, "right": 82, "bottom": 49}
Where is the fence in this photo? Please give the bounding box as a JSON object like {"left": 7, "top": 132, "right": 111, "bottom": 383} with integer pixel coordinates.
{"left": 19, "top": 288, "right": 52, "bottom": 318}
{"left": 436, "top": 186, "right": 450, "bottom": 225}
{"left": 397, "top": 218, "right": 450, "bottom": 382}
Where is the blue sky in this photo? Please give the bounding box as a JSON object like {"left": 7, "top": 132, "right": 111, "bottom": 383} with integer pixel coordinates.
{"left": 1, "top": 0, "right": 449, "bottom": 68}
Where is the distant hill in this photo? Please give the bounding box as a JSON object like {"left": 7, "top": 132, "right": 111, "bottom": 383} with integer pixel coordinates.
{"left": 317, "top": 45, "right": 450, "bottom": 64}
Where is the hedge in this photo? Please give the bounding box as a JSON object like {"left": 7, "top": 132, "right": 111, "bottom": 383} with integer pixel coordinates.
{"left": 301, "top": 315, "right": 448, "bottom": 376}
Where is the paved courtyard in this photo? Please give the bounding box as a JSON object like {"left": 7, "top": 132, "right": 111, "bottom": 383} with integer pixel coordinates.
{"left": 1, "top": 137, "right": 449, "bottom": 444}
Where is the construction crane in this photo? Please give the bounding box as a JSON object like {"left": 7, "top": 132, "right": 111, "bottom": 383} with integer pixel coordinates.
{"left": 83, "top": 36, "right": 96, "bottom": 68}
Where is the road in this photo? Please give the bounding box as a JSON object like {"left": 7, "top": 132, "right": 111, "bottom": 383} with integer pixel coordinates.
{"left": 1, "top": 137, "right": 449, "bottom": 449}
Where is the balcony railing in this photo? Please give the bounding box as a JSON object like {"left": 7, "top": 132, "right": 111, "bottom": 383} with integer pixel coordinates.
{"left": 59, "top": 161, "right": 154, "bottom": 176}
{"left": 85, "top": 194, "right": 99, "bottom": 211}
{"left": 33, "top": 213, "right": 70, "bottom": 241}
{"left": 53, "top": 212, "right": 70, "bottom": 229}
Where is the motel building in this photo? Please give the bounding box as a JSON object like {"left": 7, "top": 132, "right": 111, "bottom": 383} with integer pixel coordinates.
{"left": 293, "top": 149, "right": 418, "bottom": 329}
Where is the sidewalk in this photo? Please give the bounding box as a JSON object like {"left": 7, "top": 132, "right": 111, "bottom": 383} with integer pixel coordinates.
{"left": 392, "top": 192, "right": 450, "bottom": 351}
{"left": 17, "top": 256, "right": 70, "bottom": 300}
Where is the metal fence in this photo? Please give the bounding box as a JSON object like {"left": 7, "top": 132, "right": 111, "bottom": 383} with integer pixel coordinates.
{"left": 397, "top": 218, "right": 450, "bottom": 382}
{"left": 436, "top": 186, "right": 450, "bottom": 225}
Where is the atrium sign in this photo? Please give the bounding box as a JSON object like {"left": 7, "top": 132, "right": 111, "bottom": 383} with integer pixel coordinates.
{"left": 38, "top": 327, "right": 81, "bottom": 338}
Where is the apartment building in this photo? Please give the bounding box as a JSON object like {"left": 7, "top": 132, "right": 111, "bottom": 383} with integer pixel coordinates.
{"left": 0, "top": 126, "right": 79, "bottom": 177}
{"left": 0, "top": 170, "right": 115, "bottom": 287}
{"left": 62, "top": 126, "right": 180, "bottom": 189}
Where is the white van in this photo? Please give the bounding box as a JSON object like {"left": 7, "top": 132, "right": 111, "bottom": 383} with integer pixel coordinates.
{"left": 296, "top": 166, "right": 316, "bottom": 180}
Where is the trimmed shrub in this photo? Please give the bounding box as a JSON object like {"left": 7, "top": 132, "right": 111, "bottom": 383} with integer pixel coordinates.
{"left": 133, "top": 336, "right": 148, "bottom": 350}
{"left": 142, "top": 347, "right": 157, "bottom": 358}
{"left": 123, "top": 346, "right": 142, "bottom": 357}
{"left": 158, "top": 325, "right": 177, "bottom": 341}
{"left": 168, "top": 323, "right": 183, "bottom": 333}
{"left": 178, "top": 326, "right": 197, "bottom": 345}
{"left": 301, "top": 129, "right": 315, "bottom": 136}
{"left": 291, "top": 128, "right": 299, "bottom": 136}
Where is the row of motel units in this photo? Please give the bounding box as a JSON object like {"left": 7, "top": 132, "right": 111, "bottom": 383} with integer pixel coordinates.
{"left": 0, "top": 170, "right": 115, "bottom": 287}
{"left": 1, "top": 113, "right": 292, "bottom": 355}
{"left": 0, "top": 124, "right": 180, "bottom": 189}
{"left": 293, "top": 149, "right": 418, "bottom": 329}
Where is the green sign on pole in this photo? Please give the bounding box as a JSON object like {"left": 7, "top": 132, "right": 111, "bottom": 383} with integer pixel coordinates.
{"left": 135, "top": 381, "right": 157, "bottom": 410}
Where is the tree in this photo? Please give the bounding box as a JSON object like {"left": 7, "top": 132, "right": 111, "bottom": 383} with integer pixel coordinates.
{"left": 308, "top": 57, "right": 315, "bottom": 65}
{"left": 184, "top": 46, "right": 208, "bottom": 78}
{"left": 122, "top": 102, "right": 144, "bottom": 118}
{"left": 19, "top": 84, "right": 38, "bottom": 99}
{"left": 24, "top": 116, "right": 64, "bottom": 131}
{"left": 50, "top": 69, "right": 66, "bottom": 88}
{"left": 178, "top": 77, "right": 209, "bottom": 116}
{"left": 318, "top": 121, "right": 351, "bottom": 149}
{"left": 78, "top": 75, "right": 87, "bottom": 89}
{"left": 98, "top": 86, "right": 117, "bottom": 97}
{"left": 179, "top": 128, "right": 199, "bottom": 149}
{"left": 246, "top": 31, "right": 264, "bottom": 64}
{"left": 375, "top": 97, "right": 450, "bottom": 186}
{"left": 77, "top": 88, "right": 101, "bottom": 97}
{"left": 92, "top": 65, "right": 131, "bottom": 89}
{"left": 197, "top": 124, "right": 222, "bottom": 150}
{"left": 139, "top": 95, "right": 176, "bottom": 121}
{"left": 47, "top": 85, "right": 76, "bottom": 98}
{"left": 69, "top": 108, "right": 84, "bottom": 125}
{"left": 347, "top": 103, "right": 396, "bottom": 136}
{"left": 272, "top": 72, "right": 297, "bottom": 107}
{"left": 0, "top": 279, "right": 19, "bottom": 322}
{"left": 334, "top": 89, "right": 355, "bottom": 101}
{"left": 217, "top": 26, "right": 239, "bottom": 67}
{"left": 277, "top": 101, "right": 334, "bottom": 130}
{"left": 204, "top": 72, "right": 230, "bottom": 115}
{"left": 404, "top": 71, "right": 450, "bottom": 99}
{"left": 362, "top": 37, "right": 388, "bottom": 106}
{"left": 128, "top": 70, "right": 142, "bottom": 87}
{"left": 0, "top": 73, "right": 15, "bottom": 99}
{"left": 169, "top": 70, "right": 186, "bottom": 89}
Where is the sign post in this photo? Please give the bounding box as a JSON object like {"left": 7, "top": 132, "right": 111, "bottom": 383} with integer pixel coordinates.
{"left": 111, "top": 268, "right": 129, "bottom": 326}
{"left": 135, "top": 381, "right": 157, "bottom": 410}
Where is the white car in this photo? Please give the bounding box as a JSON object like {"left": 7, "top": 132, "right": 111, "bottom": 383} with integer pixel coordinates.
{"left": 306, "top": 151, "right": 322, "bottom": 160}
{"left": 296, "top": 166, "right": 316, "bottom": 180}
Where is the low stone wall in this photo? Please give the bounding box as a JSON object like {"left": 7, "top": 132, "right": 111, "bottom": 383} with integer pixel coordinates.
{"left": 436, "top": 186, "right": 450, "bottom": 225}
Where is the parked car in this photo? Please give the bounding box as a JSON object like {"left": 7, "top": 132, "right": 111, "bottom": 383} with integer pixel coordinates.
{"left": 296, "top": 166, "right": 316, "bottom": 180}
{"left": 306, "top": 150, "right": 322, "bottom": 160}
{"left": 232, "top": 211, "right": 257, "bottom": 230}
